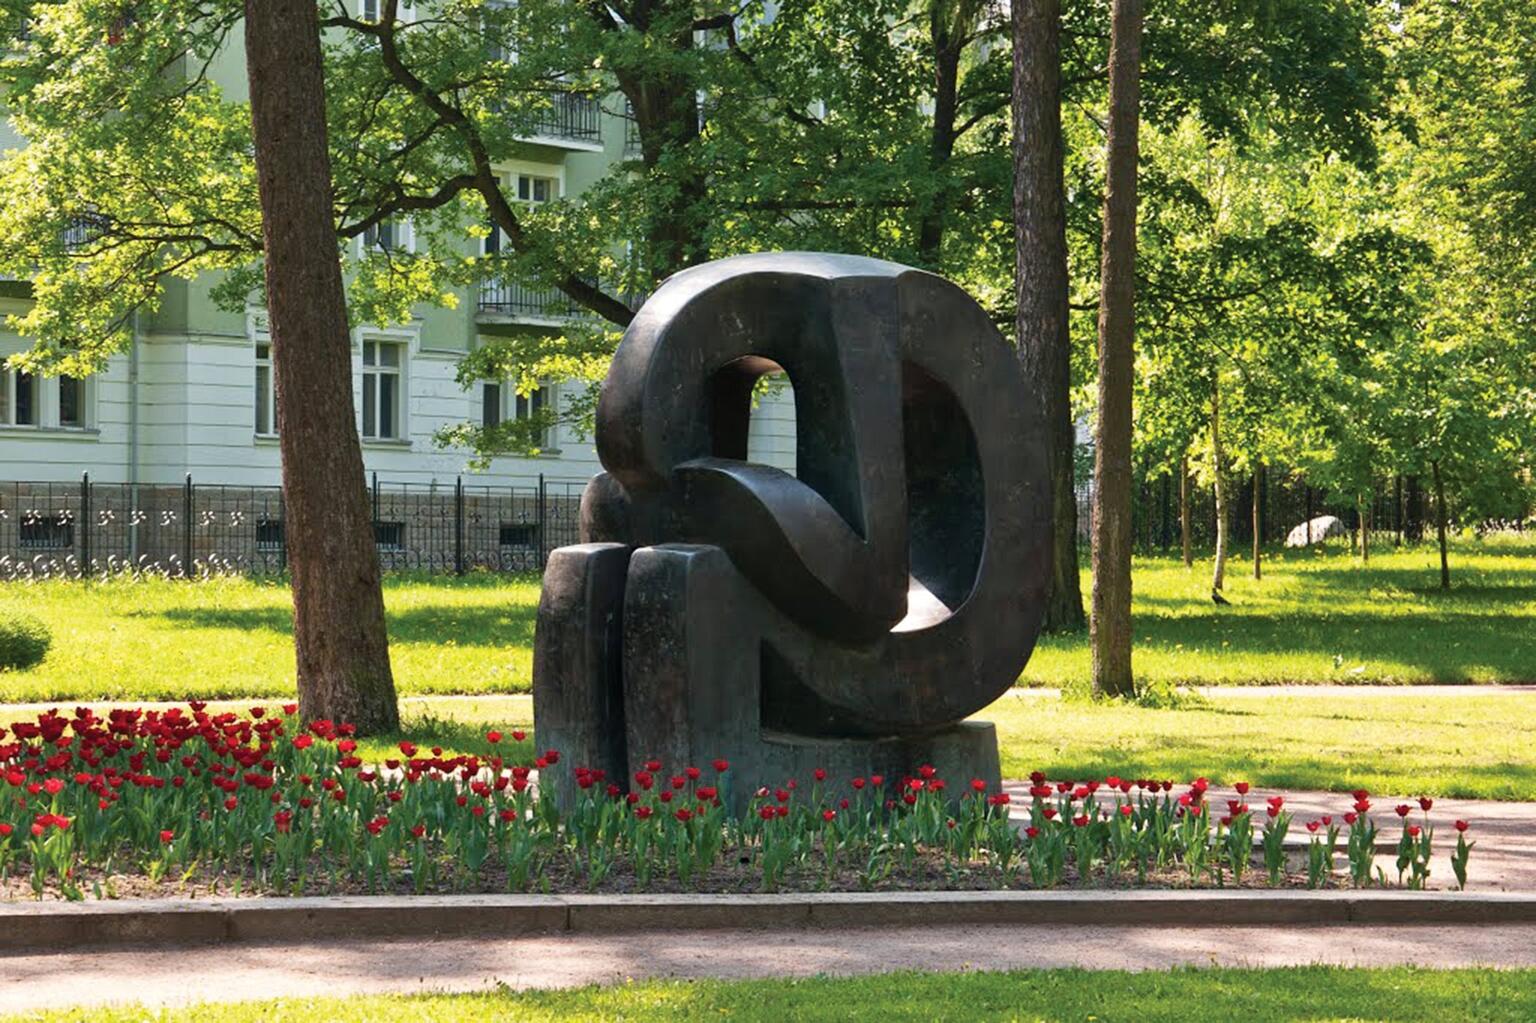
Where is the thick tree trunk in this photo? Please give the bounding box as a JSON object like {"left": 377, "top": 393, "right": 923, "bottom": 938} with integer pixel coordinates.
{"left": 1179, "top": 454, "right": 1192, "bottom": 567}
{"left": 1433, "top": 460, "right": 1451, "bottom": 589}
{"left": 1210, "top": 378, "right": 1228, "bottom": 593}
{"left": 1012, "top": 0, "right": 1085, "bottom": 634}
{"left": 1252, "top": 464, "right": 1263, "bottom": 581}
{"left": 1089, "top": 0, "right": 1143, "bottom": 698}
{"left": 245, "top": 0, "right": 399, "bottom": 733}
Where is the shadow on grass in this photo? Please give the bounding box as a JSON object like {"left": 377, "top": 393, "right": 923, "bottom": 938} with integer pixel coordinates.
{"left": 1004, "top": 735, "right": 1536, "bottom": 800}
{"left": 154, "top": 602, "right": 539, "bottom": 649}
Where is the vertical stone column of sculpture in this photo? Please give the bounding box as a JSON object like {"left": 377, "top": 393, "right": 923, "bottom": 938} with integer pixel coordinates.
{"left": 532, "top": 543, "right": 632, "bottom": 801}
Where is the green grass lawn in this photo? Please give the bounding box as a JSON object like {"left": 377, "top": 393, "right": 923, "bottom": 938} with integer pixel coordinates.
{"left": 0, "top": 537, "right": 1533, "bottom": 703}
{"left": 8, "top": 968, "right": 1536, "bottom": 1022}
{"left": 26, "top": 685, "right": 1515, "bottom": 799}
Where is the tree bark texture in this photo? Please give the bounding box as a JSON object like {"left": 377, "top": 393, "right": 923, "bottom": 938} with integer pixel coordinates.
{"left": 1251, "top": 464, "right": 1263, "bottom": 581}
{"left": 1089, "top": 0, "right": 1143, "bottom": 698}
{"left": 1012, "top": 0, "right": 1086, "bottom": 634}
{"left": 245, "top": 0, "right": 399, "bottom": 732}
{"left": 1210, "top": 378, "right": 1228, "bottom": 593}
{"left": 1433, "top": 460, "right": 1451, "bottom": 589}
{"left": 1179, "top": 454, "right": 1192, "bottom": 567}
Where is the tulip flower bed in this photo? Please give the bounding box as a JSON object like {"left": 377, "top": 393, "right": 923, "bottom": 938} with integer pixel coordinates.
{"left": 0, "top": 704, "right": 1474, "bottom": 901}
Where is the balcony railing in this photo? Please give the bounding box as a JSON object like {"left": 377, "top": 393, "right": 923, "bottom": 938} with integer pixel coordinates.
{"left": 478, "top": 278, "right": 582, "bottom": 319}
{"left": 528, "top": 93, "right": 602, "bottom": 144}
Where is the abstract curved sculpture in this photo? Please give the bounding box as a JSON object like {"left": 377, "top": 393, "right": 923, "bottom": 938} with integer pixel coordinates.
{"left": 534, "top": 252, "right": 1051, "bottom": 801}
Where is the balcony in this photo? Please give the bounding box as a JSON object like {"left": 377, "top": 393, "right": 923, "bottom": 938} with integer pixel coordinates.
{"left": 478, "top": 278, "right": 582, "bottom": 321}
{"left": 525, "top": 93, "right": 602, "bottom": 148}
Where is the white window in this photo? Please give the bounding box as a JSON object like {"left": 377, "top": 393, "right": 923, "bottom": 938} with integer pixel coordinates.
{"left": 360, "top": 0, "right": 415, "bottom": 21}
{"left": 482, "top": 378, "right": 555, "bottom": 445}
{"left": 0, "top": 367, "right": 36, "bottom": 426}
{"left": 362, "top": 217, "right": 412, "bottom": 254}
{"left": 254, "top": 340, "right": 276, "bottom": 435}
{"left": 0, "top": 368, "right": 87, "bottom": 429}
{"left": 361, "top": 340, "right": 405, "bottom": 440}
{"left": 58, "top": 376, "right": 84, "bottom": 428}
{"left": 485, "top": 175, "right": 557, "bottom": 256}
{"left": 516, "top": 174, "right": 556, "bottom": 204}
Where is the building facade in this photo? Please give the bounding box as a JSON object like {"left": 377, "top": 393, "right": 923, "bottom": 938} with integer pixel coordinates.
{"left": 0, "top": 36, "right": 797, "bottom": 494}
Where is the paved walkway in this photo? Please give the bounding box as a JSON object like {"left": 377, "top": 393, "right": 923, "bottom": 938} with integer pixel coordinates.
{"left": 9, "top": 922, "right": 1536, "bottom": 1011}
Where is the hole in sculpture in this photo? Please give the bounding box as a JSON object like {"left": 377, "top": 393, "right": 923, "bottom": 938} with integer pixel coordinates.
{"left": 708, "top": 356, "right": 797, "bottom": 478}
{"left": 895, "top": 362, "right": 983, "bottom": 632}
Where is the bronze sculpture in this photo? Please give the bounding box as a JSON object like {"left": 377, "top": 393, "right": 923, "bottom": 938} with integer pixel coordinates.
{"left": 534, "top": 252, "right": 1050, "bottom": 804}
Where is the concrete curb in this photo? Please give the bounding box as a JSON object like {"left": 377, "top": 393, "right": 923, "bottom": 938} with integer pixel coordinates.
{"left": 3, "top": 890, "right": 1535, "bottom": 951}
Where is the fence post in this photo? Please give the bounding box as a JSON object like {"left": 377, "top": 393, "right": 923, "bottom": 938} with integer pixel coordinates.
{"left": 537, "top": 473, "right": 547, "bottom": 570}
{"left": 454, "top": 475, "right": 465, "bottom": 576}
{"left": 79, "top": 471, "right": 91, "bottom": 579}
{"left": 371, "top": 470, "right": 379, "bottom": 530}
{"left": 183, "top": 472, "right": 194, "bottom": 578}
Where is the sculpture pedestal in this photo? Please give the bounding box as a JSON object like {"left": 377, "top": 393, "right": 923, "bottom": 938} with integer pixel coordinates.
{"left": 534, "top": 542, "right": 1003, "bottom": 809}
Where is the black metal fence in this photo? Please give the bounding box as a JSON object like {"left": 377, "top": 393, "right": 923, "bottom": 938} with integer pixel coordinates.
{"left": 0, "top": 473, "right": 588, "bottom": 580}
{"left": 1076, "top": 466, "right": 1451, "bottom": 553}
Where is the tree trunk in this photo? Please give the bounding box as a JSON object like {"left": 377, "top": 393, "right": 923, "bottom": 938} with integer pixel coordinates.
{"left": 1179, "top": 454, "right": 1192, "bottom": 567}
{"left": 1358, "top": 494, "right": 1371, "bottom": 563}
{"left": 1088, "top": 0, "right": 1143, "bottom": 698}
{"left": 1210, "top": 378, "right": 1228, "bottom": 593}
{"left": 245, "top": 0, "right": 399, "bottom": 733}
{"left": 1433, "top": 459, "right": 1451, "bottom": 589}
{"left": 1251, "top": 463, "right": 1263, "bottom": 581}
{"left": 917, "top": 1, "right": 968, "bottom": 267}
{"left": 1012, "top": 0, "right": 1085, "bottom": 634}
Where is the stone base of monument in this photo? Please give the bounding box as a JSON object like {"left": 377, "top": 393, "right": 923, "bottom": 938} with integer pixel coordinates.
{"left": 534, "top": 542, "right": 1005, "bottom": 811}
{"left": 744, "top": 722, "right": 1001, "bottom": 807}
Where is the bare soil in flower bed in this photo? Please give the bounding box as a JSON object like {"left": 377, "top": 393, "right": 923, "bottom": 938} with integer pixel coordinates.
{"left": 0, "top": 851, "right": 1370, "bottom": 902}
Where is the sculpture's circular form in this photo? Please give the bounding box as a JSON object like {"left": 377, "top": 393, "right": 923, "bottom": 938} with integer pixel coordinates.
{"left": 587, "top": 252, "right": 1051, "bottom": 731}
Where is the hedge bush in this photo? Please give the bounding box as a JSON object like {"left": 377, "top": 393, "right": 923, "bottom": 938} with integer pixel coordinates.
{"left": 0, "top": 611, "right": 51, "bottom": 669}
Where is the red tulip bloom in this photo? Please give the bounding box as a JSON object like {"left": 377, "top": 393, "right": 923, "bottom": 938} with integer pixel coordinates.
{"left": 1119, "top": 804, "right": 1133, "bottom": 818}
{"left": 1352, "top": 789, "right": 1370, "bottom": 801}
{"left": 486, "top": 731, "right": 502, "bottom": 744}
{"left": 822, "top": 809, "right": 836, "bottom": 822}
{"left": 670, "top": 775, "right": 687, "bottom": 790}
{"left": 158, "top": 830, "right": 174, "bottom": 844}
{"left": 1344, "top": 812, "right": 1359, "bottom": 825}
{"left": 1305, "top": 820, "right": 1320, "bottom": 833}
{"left": 659, "top": 790, "right": 673, "bottom": 803}
{"left": 1043, "top": 806, "right": 1058, "bottom": 820}
{"left": 1407, "top": 825, "right": 1421, "bottom": 838}
{"left": 224, "top": 797, "right": 238, "bottom": 811}
{"left": 686, "top": 766, "right": 702, "bottom": 781}
{"left": 1029, "top": 771, "right": 1047, "bottom": 785}
{"left": 293, "top": 734, "right": 313, "bottom": 750}
{"left": 988, "top": 793, "right": 1011, "bottom": 806}
{"left": 410, "top": 823, "right": 427, "bottom": 838}
{"left": 852, "top": 777, "right": 867, "bottom": 790}
{"left": 0, "top": 824, "right": 11, "bottom": 837}
{"left": 919, "top": 764, "right": 937, "bottom": 779}
{"left": 1455, "top": 820, "right": 1470, "bottom": 832}
{"left": 1025, "top": 825, "right": 1040, "bottom": 839}
{"left": 399, "top": 741, "right": 417, "bottom": 757}
{"left": 1234, "top": 782, "right": 1250, "bottom": 795}
{"left": 1419, "top": 797, "right": 1434, "bottom": 812}
{"left": 644, "top": 758, "right": 662, "bottom": 772}
{"left": 971, "top": 779, "right": 987, "bottom": 793}
{"left": 1395, "top": 804, "right": 1412, "bottom": 818}
{"left": 635, "top": 771, "right": 654, "bottom": 790}
{"left": 758, "top": 806, "right": 775, "bottom": 821}
{"left": 869, "top": 774, "right": 884, "bottom": 787}
{"left": 1072, "top": 814, "right": 1089, "bottom": 827}
{"left": 712, "top": 758, "right": 729, "bottom": 772}
{"left": 1354, "top": 799, "right": 1371, "bottom": 813}
{"left": 249, "top": 707, "right": 265, "bottom": 719}
{"left": 282, "top": 703, "right": 298, "bottom": 715}
{"left": 813, "top": 768, "right": 827, "bottom": 782}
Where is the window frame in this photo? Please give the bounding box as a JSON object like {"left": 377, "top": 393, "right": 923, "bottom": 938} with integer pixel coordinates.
{"left": 360, "top": 337, "right": 407, "bottom": 442}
